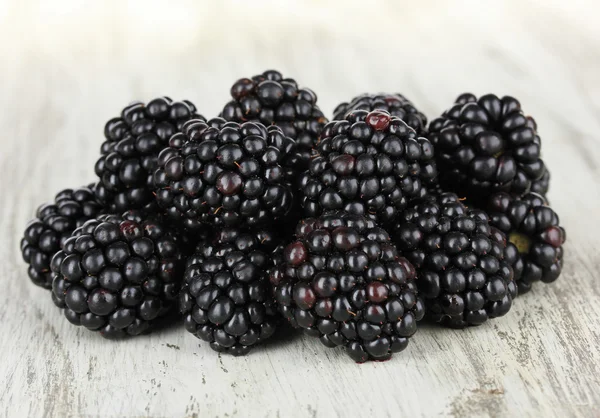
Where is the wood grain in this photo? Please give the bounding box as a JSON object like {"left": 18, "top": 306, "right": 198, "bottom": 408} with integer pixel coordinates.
{"left": 1, "top": 0, "right": 599, "bottom": 416}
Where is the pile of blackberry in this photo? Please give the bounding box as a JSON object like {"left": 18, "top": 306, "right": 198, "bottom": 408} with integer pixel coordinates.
{"left": 19, "top": 71, "right": 566, "bottom": 362}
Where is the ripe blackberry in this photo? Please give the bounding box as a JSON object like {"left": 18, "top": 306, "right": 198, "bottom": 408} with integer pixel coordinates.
{"left": 318, "top": 109, "right": 437, "bottom": 184}
{"left": 302, "top": 110, "right": 434, "bottom": 226}
{"left": 21, "top": 185, "right": 104, "bottom": 289}
{"left": 50, "top": 211, "right": 183, "bottom": 338}
{"left": 392, "top": 192, "right": 517, "bottom": 328}
{"left": 486, "top": 192, "right": 565, "bottom": 294}
{"left": 221, "top": 70, "right": 328, "bottom": 171}
{"left": 428, "top": 93, "right": 549, "bottom": 199}
{"left": 95, "top": 97, "right": 203, "bottom": 212}
{"left": 489, "top": 225, "right": 524, "bottom": 290}
{"left": 531, "top": 169, "right": 550, "bottom": 197}
{"left": 154, "top": 118, "right": 297, "bottom": 230}
{"left": 333, "top": 93, "right": 428, "bottom": 136}
{"left": 269, "top": 212, "right": 424, "bottom": 363}
{"left": 179, "top": 228, "right": 281, "bottom": 356}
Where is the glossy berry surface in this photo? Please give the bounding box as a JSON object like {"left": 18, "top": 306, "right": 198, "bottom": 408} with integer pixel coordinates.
{"left": 486, "top": 192, "right": 565, "bottom": 294}
{"left": 270, "top": 212, "right": 424, "bottom": 363}
{"left": 50, "top": 211, "right": 183, "bottom": 338}
{"left": 179, "top": 228, "right": 281, "bottom": 355}
{"left": 21, "top": 185, "right": 104, "bottom": 289}
{"left": 302, "top": 110, "right": 435, "bottom": 225}
{"left": 221, "top": 69, "right": 328, "bottom": 172}
{"left": 333, "top": 93, "right": 428, "bottom": 136}
{"left": 531, "top": 169, "right": 550, "bottom": 197}
{"left": 392, "top": 192, "right": 517, "bottom": 328}
{"left": 95, "top": 97, "right": 202, "bottom": 212}
{"left": 489, "top": 225, "right": 524, "bottom": 293}
{"left": 154, "top": 118, "right": 298, "bottom": 229}
{"left": 428, "top": 93, "right": 549, "bottom": 199}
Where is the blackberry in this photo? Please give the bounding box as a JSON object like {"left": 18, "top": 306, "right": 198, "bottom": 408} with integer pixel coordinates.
{"left": 392, "top": 192, "right": 517, "bottom": 328}
{"left": 302, "top": 110, "right": 434, "bottom": 225}
{"left": 221, "top": 70, "right": 328, "bottom": 172}
{"left": 333, "top": 93, "right": 428, "bottom": 136}
{"left": 428, "top": 93, "right": 549, "bottom": 199}
{"left": 269, "top": 212, "right": 424, "bottom": 363}
{"left": 531, "top": 169, "right": 550, "bottom": 197}
{"left": 21, "top": 185, "right": 104, "bottom": 289}
{"left": 486, "top": 192, "right": 565, "bottom": 294}
{"left": 50, "top": 211, "right": 183, "bottom": 338}
{"left": 95, "top": 97, "right": 203, "bottom": 212}
{"left": 179, "top": 228, "right": 281, "bottom": 355}
{"left": 318, "top": 110, "right": 437, "bottom": 184}
{"left": 489, "top": 225, "right": 524, "bottom": 291}
{"left": 154, "top": 118, "right": 297, "bottom": 230}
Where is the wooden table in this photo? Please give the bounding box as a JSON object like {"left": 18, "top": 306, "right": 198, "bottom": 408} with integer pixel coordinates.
{"left": 1, "top": 1, "right": 599, "bottom": 416}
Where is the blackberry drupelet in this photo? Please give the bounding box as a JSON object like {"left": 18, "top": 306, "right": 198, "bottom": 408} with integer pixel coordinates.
{"left": 95, "top": 97, "right": 203, "bottom": 212}
{"left": 486, "top": 192, "right": 565, "bottom": 294}
{"left": 392, "top": 192, "right": 517, "bottom": 328}
{"left": 154, "top": 118, "right": 297, "bottom": 229}
{"left": 333, "top": 93, "right": 428, "bottom": 136}
{"left": 179, "top": 228, "right": 281, "bottom": 355}
{"left": 21, "top": 185, "right": 104, "bottom": 289}
{"left": 50, "top": 211, "right": 183, "bottom": 338}
{"left": 531, "top": 169, "right": 550, "bottom": 197}
{"left": 302, "top": 110, "right": 434, "bottom": 225}
{"left": 428, "top": 93, "right": 549, "bottom": 199}
{"left": 489, "top": 225, "right": 524, "bottom": 290}
{"left": 221, "top": 69, "right": 328, "bottom": 171}
{"left": 269, "top": 212, "right": 424, "bottom": 363}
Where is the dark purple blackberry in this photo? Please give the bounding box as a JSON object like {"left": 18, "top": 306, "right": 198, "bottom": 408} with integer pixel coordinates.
{"left": 486, "top": 192, "right": 565, "bottom": 295}
{"left": 489, "top": 225, "right": 524, "bottom": 291}
{"left": 50, "top": 211, "right": 183, "bottom": 338}
{"left": 318, "top": 109, "right": 437, "bottom": 185}
{"left": 21, "top": 185, "right": 104, "bottom": 289}
{"left": 221, "top": 70, "right": 328, "bottom": 172}
{"left": 392, "top": 192, "right": 517, "bottom": 328}
{"left": 179, "top": 228, "right": 281, "bottom": 356}
{"left": 301, "top": 110, "right": 434, "bottom": 226}
{"left": 333, "top": 93, "right": 428, "bottom": 136}
{"left": 531, "top": 169, "right": 550, "bottom": 197}
{"left": 428, "top": 93, "right": 550, "bottom": 199}
{"left": 269, "top": 212, "right": 424, "bottom": 363}
{"left": 154, "top": 118, "right": 297, "bottom": 230}
{"left": 94, "top": 97, "right": 203, "bottom": 212}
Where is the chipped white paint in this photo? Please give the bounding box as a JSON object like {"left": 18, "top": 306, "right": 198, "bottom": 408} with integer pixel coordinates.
{"left": 1, "top": 0, "right": 599, "bottom": 417}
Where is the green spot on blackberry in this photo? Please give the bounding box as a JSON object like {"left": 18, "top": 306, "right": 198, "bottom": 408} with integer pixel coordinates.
{"left": 509, "top": 232, "right": 532, "bottom": 254}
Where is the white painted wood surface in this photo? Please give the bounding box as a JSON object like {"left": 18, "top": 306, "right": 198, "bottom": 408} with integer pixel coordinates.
{"left": 1, "top": 0, "right": 599, "bottom": 416}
